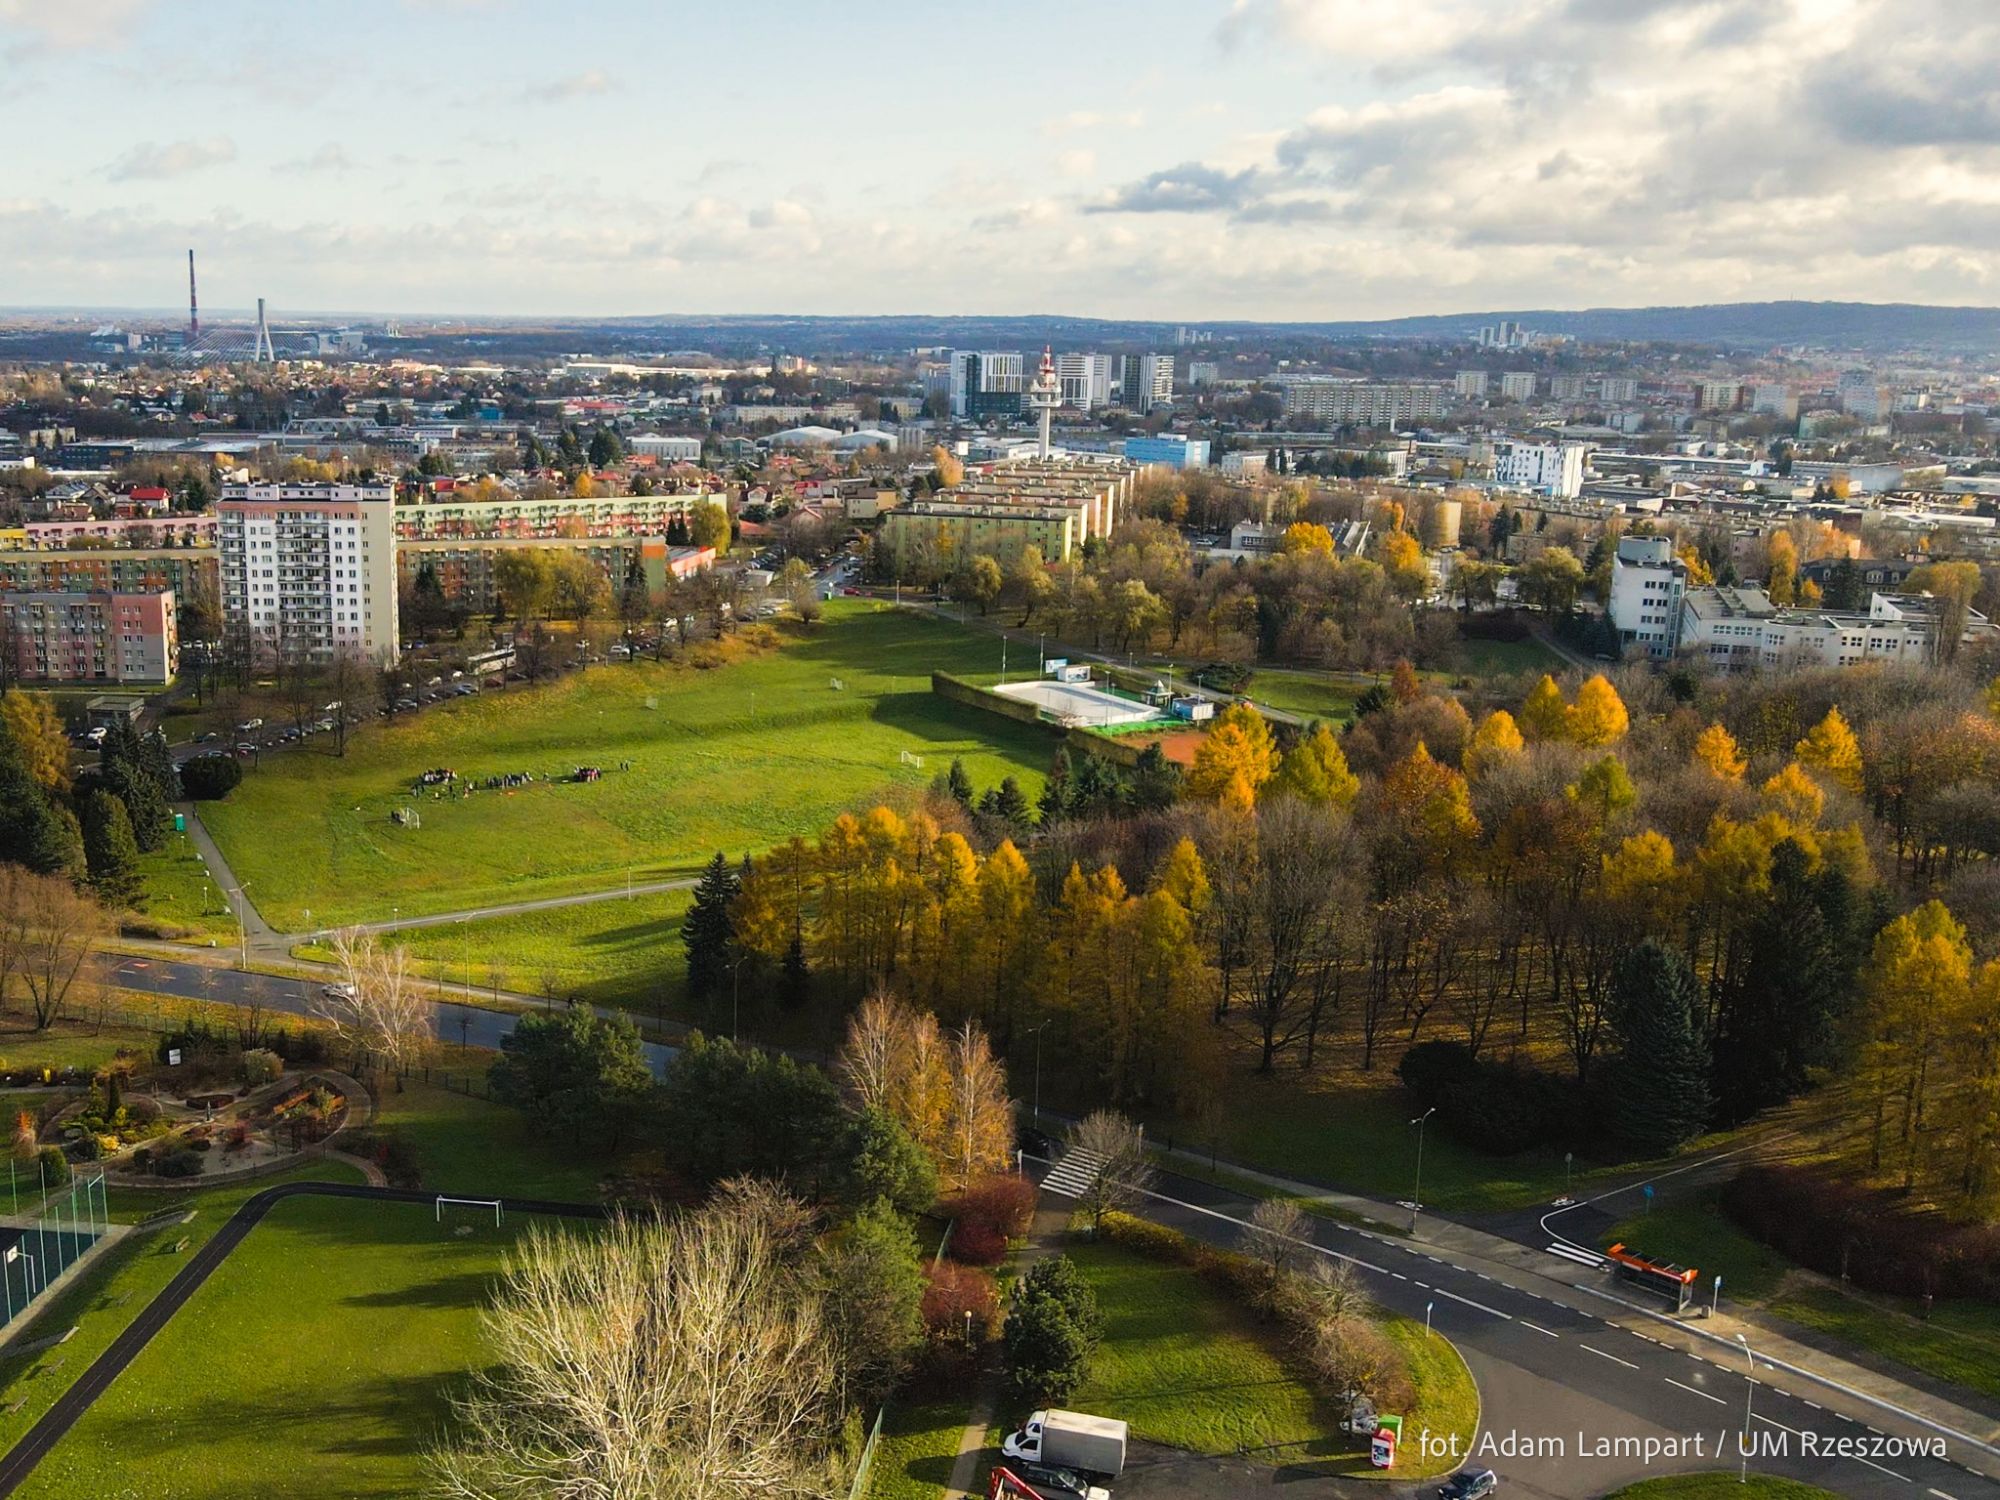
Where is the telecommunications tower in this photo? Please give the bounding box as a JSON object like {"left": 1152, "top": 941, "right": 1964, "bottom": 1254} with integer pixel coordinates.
{"left": 1027, "top": 345, "right": 1060, "bottom": 461}
{"left": 187, "top": 249, "right": 199, "bottom": 342}
{"left": 254, "top": 298, "right": 275, "bottom": 362}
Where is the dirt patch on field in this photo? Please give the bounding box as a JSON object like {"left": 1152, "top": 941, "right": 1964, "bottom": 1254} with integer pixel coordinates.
{"left": 1116, "top": 728, "right": 1207, "bottom": 766}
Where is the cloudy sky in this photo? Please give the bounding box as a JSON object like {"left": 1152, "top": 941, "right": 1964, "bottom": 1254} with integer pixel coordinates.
{"left": 2, "top": 0, "right": 1997, "bottom": 320}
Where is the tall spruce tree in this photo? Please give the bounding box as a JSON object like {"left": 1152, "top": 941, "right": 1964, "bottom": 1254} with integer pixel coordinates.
{"left": 81, "top": 790, "right": 144, "bottom": 909}
{"left": 681, "top": 852, "right": 740, "bottom": 1000}
{"left": 1605, "top": 939, "right": 1714, "bottom": 1155}
{"left": 1713, "top": 840, "right": 1851, "bottom": 1122}
{"left": 0, "top": 738, "right": 75, "bottom": 875}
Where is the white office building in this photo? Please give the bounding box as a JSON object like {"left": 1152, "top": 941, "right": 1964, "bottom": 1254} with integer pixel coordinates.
{"left": 220, "top": 481, "right": 399, "bottom": 665}
{"left": 1679, "top": 588, "right": 1961, "bottom": 672}
{"left": 1499, "top": 372, "right": 1538, "bottom": 402}
{"left": 1454, "top": 370, "right": 1490, "bottom": 398}
{"left": 628, "top": 433, "right": 703, "bottom": 462}
{"left": 1117, "top": 354, "right": 1175, "bottom": 413}
{"left": 1607, "top": 535, "right": 1688, "bottom": 659}
{"left": 1056, "top": 353, "right": 1115, "bottom": 411}
{"left": 948, "top": 351, "right": 1025, "bottom": 418}
{"left": 1493, "top": 440, "right": 1586, "bottom": 499}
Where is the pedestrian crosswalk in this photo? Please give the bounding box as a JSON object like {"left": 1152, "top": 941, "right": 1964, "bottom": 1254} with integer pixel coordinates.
{"left": 1039, "top": 1147, "right": 1106, "bottom": 1200}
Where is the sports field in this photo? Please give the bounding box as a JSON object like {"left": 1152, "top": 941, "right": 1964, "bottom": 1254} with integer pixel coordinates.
{"left": 203, "top": 603, "right": 1053, "bottom": 928}
{"left": 14, "top": 1195, "right": 546, "bottom": 1500}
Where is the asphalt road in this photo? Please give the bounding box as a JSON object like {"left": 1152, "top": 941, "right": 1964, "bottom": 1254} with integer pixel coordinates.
{"left": 0, "top": 1181, "right": 605, "bottom": 1496}
{"left": 100, "top": 952, "right": 678, "bottom": 1075}
{"left": 1080, "top": 1161, "right": 2000, "bottom": 1500}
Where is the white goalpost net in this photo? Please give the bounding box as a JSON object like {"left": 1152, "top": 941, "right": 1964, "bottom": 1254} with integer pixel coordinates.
{"left": 436, "top": 1196, "right": 503, "bottom": 1229}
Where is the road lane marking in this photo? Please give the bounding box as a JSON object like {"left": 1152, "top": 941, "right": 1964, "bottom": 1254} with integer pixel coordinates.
{"left": 1433, "top": 1286, "right": 1511, "bottom": 1319}
{"left": 1581, "top": 1344, "right": 1640, "bottom": 1370}
{"left": 1666, "top": 1378, "right": 1725, "bottom": 1405}
{"left": 1928, "top": 1488, "right": 1958, "bottom": 1499}
{"left": 1520, "top": 1321, "right": 1558, "bottom": 1338}
{"left": 1850, "top": 1454, "right": 1911, "bottom": 1484}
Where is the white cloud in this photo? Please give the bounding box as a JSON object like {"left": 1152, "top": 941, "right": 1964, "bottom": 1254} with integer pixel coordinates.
{"left": 281, "top": 143, "right": 354, "bottom": 174}
{"left": 0, "top": 0, "right": 148, "bottom": 56}
{"left": 1054, "top": 148, "right": 1097, "bottom": 179}
{"left": 524, "top": 69, "right": 614, "bottom": 104}
{"left": 104, "top": 137, "right": 236, "bottom": 181}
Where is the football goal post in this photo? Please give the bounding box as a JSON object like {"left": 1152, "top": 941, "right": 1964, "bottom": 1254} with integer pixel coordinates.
{"left": 436, "top": 1196, "right": 503, "bottom": 1227}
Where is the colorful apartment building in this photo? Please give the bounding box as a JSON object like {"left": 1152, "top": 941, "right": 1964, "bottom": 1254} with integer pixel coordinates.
{"left": 0, "top": 590, "right": 178, "bottom": 685}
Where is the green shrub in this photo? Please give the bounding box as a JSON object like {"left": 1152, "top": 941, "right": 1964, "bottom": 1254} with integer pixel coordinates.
{"left": 35, "top": 1144, "right": 68, "bottom": 1187}
{"left": 180, "top": 753, "right": 244, "bottom": 801}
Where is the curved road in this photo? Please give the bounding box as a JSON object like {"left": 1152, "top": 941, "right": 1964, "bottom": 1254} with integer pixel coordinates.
{"left": 1052, "top": 1160, "right": 2000, "bottom": 1500}
{"left": 0, "top": 1181, "right": 605, "bottom": 1496}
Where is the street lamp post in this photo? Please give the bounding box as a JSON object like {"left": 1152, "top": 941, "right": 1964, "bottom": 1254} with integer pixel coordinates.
{"left": 1025, "top": 1022, "right": 1051, "bottom": 1125}
{"left": 1409, "top": 1107, "right": 1437, "bottom": 1233}
{"left": 1736, "top": 1333, "right": 1755, "bottom": 1482}
{"left": 226, "top": 884, "right": 252, "bottom": 968}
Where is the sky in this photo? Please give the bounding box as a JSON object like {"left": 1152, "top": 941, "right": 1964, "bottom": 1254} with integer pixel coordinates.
{"left": 3, "top": 0, "right": 2000, "bottom": 321}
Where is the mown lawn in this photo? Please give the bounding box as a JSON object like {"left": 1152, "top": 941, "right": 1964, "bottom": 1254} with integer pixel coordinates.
{"left": 1065, "top": 1238, "right": 1341, "bottom": 1463}
{"left": 1768, "top": 1283, "right": 2000, "bottom": 1404}
{"left": 372, "top": 1076, "right": 619, "bottom": 1204}
{"left": 203, "top": 603, "right": 1054, "bottom": 928}
{"left": 129, "top": 828, "right": 232, "bottom": 940}
{"left": 0, "top": 1160, "right": 366, "bottom": 1466}
{"left": 1450, "top": 636, "right": 1563, "bottom": 680}
{"left": 328, "top": 889, "right": 694, "bottom": 1017}
{"left": 1605, "top": 1476, "right": 1838, "bottom": 1499}
{"left": 13, "top": 1195, "right": 548, "bottom": 1500}
{"left": 867, "top": 1389, "right": 976, "bottom": 1500}
{"left": 1240, "top": 669, "right": 1370, "bottom": 724}
{"left": 1599, "top": 1190, "right": 1792, "bottom": 1304}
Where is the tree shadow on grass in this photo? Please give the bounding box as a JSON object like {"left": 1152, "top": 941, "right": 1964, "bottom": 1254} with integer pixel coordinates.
{"left": 343, "top": 1268, "right": 502, "bottom": 1311}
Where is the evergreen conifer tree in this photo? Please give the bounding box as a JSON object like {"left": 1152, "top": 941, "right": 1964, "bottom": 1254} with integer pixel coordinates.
{"left": 82, "top": 790, "right": 144, "bottom": 909}
{"left": 680, "top": 852, "right": 741, "bottom": 1000}
{"left": 1606, "top": 939, "right": 1714, "bottom": 1155}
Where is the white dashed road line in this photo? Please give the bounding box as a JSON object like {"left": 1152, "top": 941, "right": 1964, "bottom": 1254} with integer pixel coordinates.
{"left": 1665, "top": 1377, "right": 1725, "bottom": 1405}
{"left": 1581, "top": 1344, "right": 1640, "bottom": 1370}
{"left": 1520, "top": 1321, "right": 1559, "bottom": 1339}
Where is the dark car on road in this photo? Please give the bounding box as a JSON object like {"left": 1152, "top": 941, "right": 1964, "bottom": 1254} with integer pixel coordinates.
{"left": 1438, "top": 1469, "right": 1497, "bottom": 1500}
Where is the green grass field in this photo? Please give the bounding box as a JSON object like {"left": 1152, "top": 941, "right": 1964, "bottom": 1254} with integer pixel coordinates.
{"left": 1450, "top": 636, "right": 1563, "bottom": 680}
{"left": 1067, "top": 1237, "right": 1340, "bottom": 1463}
{"left": 1240, "top": 669, "right": 1371, "bottom": 724}
{"left": 372, "top": 1076, "right": 620, "bottom": 1202}
{"left": 14, "top": 1195, "right": 540, "bottom": 1500}
{"left": 1600, "top": 1191, "right": 1792, "bottom": 1304}
{"left": 1604, "top": 1476, "right": 1838, "bottom": 1499}
{"left": 1768, "top": 1283, "right": 2000, "bottom": 1403}
{"left": 0, "top": 1160, "right": 366, "bottom": 1467}
{"left": 202, "top": 604, "right": 1052, "bottom": 929}
{"left": 317, "top": 889, "right": 695, "bottom": 1017}
{"left": 867, "top": 1390, "right": 976, "bottom": 1500}
{"left": 130, "top": 830, "right": 232, "bottom": 939}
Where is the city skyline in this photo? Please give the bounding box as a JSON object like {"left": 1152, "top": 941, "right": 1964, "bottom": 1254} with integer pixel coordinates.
{"left": 2, "top": 0, "right": 1997, "bottom": 319}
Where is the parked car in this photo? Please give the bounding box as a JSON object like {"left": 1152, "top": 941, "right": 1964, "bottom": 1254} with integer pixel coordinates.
{"left": 83, "top": 725, "right": 109, "bottom": 747}
{"left": 236, "top": 718, "right": 264, "bottom": 733}
{"left": 452, "top": 683, "right": 477, "bottom": 697}
{"left": 1438, "top": 1470, "right": 1498, "bottom": 1500}
{"left": 1009, "top": 1462, "right": 1109, "bottom": 1500}
{"left": 195, "top": 730, "right": 220, "bottom": 744}
{"left": 234, "top": 742, "right": 257, "bottom": 757}
{"left": 320, "top": 983, "right": 356, "bottom": 1003}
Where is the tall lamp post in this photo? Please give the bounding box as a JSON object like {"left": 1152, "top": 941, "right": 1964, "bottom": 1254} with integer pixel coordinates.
{"left": 1408, "top": 1106, "right": 1437, "bottom": 1234}
{"left": 1736, "top": 1333, "right": 1755, "bottom": 1483}
{"left": 226, "top": 884, "right": 252, "bottom": 969}
{"left": 1024, "top": 1021, "right": 1051, "bottom": 1126}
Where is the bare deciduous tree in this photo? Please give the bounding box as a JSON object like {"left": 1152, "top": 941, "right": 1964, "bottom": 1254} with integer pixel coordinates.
{"left": 1069, "top": 1109, "right": 1155, "bottom": 1229}
{"left": 0, "top": 872, "right": 107, "bottom": 1030}
{"left": 1242, "top": 1196, "right": 1310, "bottom": 1288}
{"left": 319, "top": 929, "right": 432, "bottom": 1081}
{"left": 430, "top": 1197, "right": 837, "bottom": 1500}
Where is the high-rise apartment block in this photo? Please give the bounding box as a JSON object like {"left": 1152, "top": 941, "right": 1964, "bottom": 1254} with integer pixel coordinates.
{"left": 219, "top": 482, "right": 399, "bottom": 665}
{"left": 0, "top": 590, "right": 178, "bottom": 685}
{"left": 1055, "top": 353, "right": 1115, "bottom": 411}
{"left": 948, "top": 351, "right": 1025, "bottom": 420}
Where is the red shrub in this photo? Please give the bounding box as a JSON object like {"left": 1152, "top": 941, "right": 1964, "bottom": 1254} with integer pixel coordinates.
{"left": 950, "top": 1220, "right": 1007, "bottom": 1266}
{"left": 922, "top": 1261, "right": 999, "bottom": 1342}
{"left": 944, "top": 1173, "right": 1037, "bottom": 1240}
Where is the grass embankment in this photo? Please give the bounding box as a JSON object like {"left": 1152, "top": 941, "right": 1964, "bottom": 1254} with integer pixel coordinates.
{"left": 1600, "top": 1190, "right": 1792, "bottom": 1303}
{"left": 1768, "top": 1284, "right": 2000, "bottom": 1404}
{"left": 13, "top": 1195, "right": 547, "bottom": 1500}
{"left": 372, "top": 1077, "right": 620, "bottom": 1203}
{"left": 301, "top": 889, "right": 695, "bottom": 1017}
{"left": 1603, "top": 1476, "right": 1838, "bottom": 1499}
{"left": 128, "top": 829, "right": 233, "bottom": 941}
{"left": 203, "top": 603, "right": 1052, "bottom": 929}
{"left": 1066, "top": 1237, "right": 1476, "bottom": 1479}
{"left": 1451, "top": 636, "right": 1564, "bottom": 680}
